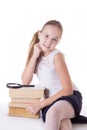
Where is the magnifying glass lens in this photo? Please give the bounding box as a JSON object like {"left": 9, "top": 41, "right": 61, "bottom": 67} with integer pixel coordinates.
{"left": 6, "top": 83, "right": 21, "bottom": 88}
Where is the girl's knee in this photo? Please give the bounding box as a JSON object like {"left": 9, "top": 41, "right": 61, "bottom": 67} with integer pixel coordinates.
{"left": 46, "top": 107, "right": 58, "bottom": 121}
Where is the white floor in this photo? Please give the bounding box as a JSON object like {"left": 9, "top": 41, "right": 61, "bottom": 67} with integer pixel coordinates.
{"left": 0, "top": 102, "right": 87, "bottom": 130}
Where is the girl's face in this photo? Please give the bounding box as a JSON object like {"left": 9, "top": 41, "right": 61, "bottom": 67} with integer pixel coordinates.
{"left": 38, "top": 25, "right": 62, "bottom": 56}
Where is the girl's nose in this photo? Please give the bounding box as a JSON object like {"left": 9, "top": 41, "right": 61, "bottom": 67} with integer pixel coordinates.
{"left": 46, "top": 38, "right": 52, "bottom": 45}
{"left": 46, "top": 42, "right": 51, "bottom": 48}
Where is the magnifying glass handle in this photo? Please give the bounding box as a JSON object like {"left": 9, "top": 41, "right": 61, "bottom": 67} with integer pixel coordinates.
{"left": 22, "top": 85, "right": 35, "bottom": 87}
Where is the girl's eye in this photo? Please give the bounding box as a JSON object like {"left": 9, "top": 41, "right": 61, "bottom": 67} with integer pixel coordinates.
{"left": 42, "top": 34, "right": 49, "bottom": 39}
{"left": 45, "top": 35, "right": 49, "bottom": 38}
{"left": 52, "top": 38, "right": 57, "bottom": 42}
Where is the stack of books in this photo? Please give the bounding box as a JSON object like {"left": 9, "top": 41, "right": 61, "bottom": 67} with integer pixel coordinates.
{"left": 8, "top": 86, "right": 45, "bottom": 118}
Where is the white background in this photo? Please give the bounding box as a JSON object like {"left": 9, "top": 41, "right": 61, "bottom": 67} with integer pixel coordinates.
{"left": 0, "top": 0, "right": 87, "bottom": 106}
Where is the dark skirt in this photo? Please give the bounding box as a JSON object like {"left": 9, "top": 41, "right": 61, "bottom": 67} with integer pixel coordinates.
{"left": 42, "top": 90, "right": 82, "bottom": 123}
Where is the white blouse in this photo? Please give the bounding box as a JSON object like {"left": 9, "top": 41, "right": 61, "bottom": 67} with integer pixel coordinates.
{"left": 36, "top": 49, "right": 78, "bottom": 97}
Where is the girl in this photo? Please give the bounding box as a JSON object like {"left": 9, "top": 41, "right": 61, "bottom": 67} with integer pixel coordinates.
{"left": 21, "top": 20, "right": 83, "bottom": 130}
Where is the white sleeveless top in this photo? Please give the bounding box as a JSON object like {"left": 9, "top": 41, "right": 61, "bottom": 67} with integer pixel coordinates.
{"left": 36, "top": 49, "right": 78, "bottom": 97}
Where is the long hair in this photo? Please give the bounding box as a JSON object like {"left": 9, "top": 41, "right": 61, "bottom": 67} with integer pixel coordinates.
{"left": 26, "top": 31, "right": 39, "bottom": 66}
{"left": 26, "top": 20, "right": 63, "bottom": 66}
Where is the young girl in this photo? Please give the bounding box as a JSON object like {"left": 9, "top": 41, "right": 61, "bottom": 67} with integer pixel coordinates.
{"left": 21, "top": 20, "right": 83, "bottom": 130}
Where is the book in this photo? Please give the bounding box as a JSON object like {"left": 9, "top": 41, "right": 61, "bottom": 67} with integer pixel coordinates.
{"left": 8, "top": 86, "right": 45, "bottom": 119}
{"left": 8, "top": 102, "right": 39, "bottom": 108}
{"left": 9, "top": 87, "right": 45, "bottom": 98}
{"left": 11, "top": 98, "right": 40, "bottom": 103}
{"left": 8, "top": 107, "right": 40, "bottom": 118}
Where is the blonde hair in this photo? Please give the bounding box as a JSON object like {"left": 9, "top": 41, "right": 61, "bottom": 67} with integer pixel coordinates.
{"left": 26, "top": 20, "right": 63, "bottom": 66}
{"left": 26, "top": 31, "right": 39, "bottom": 66}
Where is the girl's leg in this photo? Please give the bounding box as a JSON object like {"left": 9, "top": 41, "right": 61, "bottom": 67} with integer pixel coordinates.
{"left": 45, "top": 100, "right": 75, "bottom": 130}
{"left": 60, "top": 119, "right": 72, "bottom": 130}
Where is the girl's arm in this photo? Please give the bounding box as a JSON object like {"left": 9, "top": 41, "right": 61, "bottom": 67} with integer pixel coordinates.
{"left": 40, "top": 53, "right": 73, "bottom": 108}
{"left": 22, "top": 55, "right": 38, "bottom": 85}
{"left": 22, "top": 44, "right": 42, "bottom": 85}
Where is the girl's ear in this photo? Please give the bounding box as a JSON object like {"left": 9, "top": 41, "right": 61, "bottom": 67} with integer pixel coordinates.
{"left": 38, "top": 30, "right": 42, "bottom": 39}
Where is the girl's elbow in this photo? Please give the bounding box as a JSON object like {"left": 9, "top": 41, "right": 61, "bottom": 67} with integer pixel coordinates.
{"left": 64, "top": 88, "right": 73, "bottom": 96}
{"left": 22, "top": 80, "right": 31, "bottom": 85}
{"left": 68, "top": 88, "right": 73, "bottom": 95}
{"left": 21, "top": 76, "right": 31, "bottom": 85}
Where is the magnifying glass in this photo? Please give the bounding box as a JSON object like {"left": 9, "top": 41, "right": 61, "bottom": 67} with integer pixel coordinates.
{"left": 6, "top": 83, "right": 35, "bottom": 88}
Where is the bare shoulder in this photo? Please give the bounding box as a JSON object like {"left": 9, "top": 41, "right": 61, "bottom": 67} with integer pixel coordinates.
{"left": 53, "top": 52, "right": 69, "bottom": 74}
{"left": 53, "top": 52, "right": 65, "bottom": 64}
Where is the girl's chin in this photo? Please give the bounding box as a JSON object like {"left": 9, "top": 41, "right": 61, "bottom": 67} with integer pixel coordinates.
{"left": 42, "top": 49, "right": 50, "bottom": 53}
{"left": 42, "top": 47, "right": 50, "bottom": 52}
{"left": 42, "top": 50, "right": 51, "bottom": 56}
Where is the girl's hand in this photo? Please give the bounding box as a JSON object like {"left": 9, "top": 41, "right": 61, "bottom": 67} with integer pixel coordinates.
{"left": 26, "top": 102, "right": 41, "bottom": 115}
{"left": 33, "top": 43, "right": 42, "bottom": 59}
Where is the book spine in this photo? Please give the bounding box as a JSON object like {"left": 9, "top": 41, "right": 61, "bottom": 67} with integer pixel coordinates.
{"left": 11, "top": 98, "right": 40, "bottom": 103}
{"left": 8, "top": 107, "right": 40, "bottom": 118}
{"left": 9, "top": 88, "right": 45, "bottom": 98}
